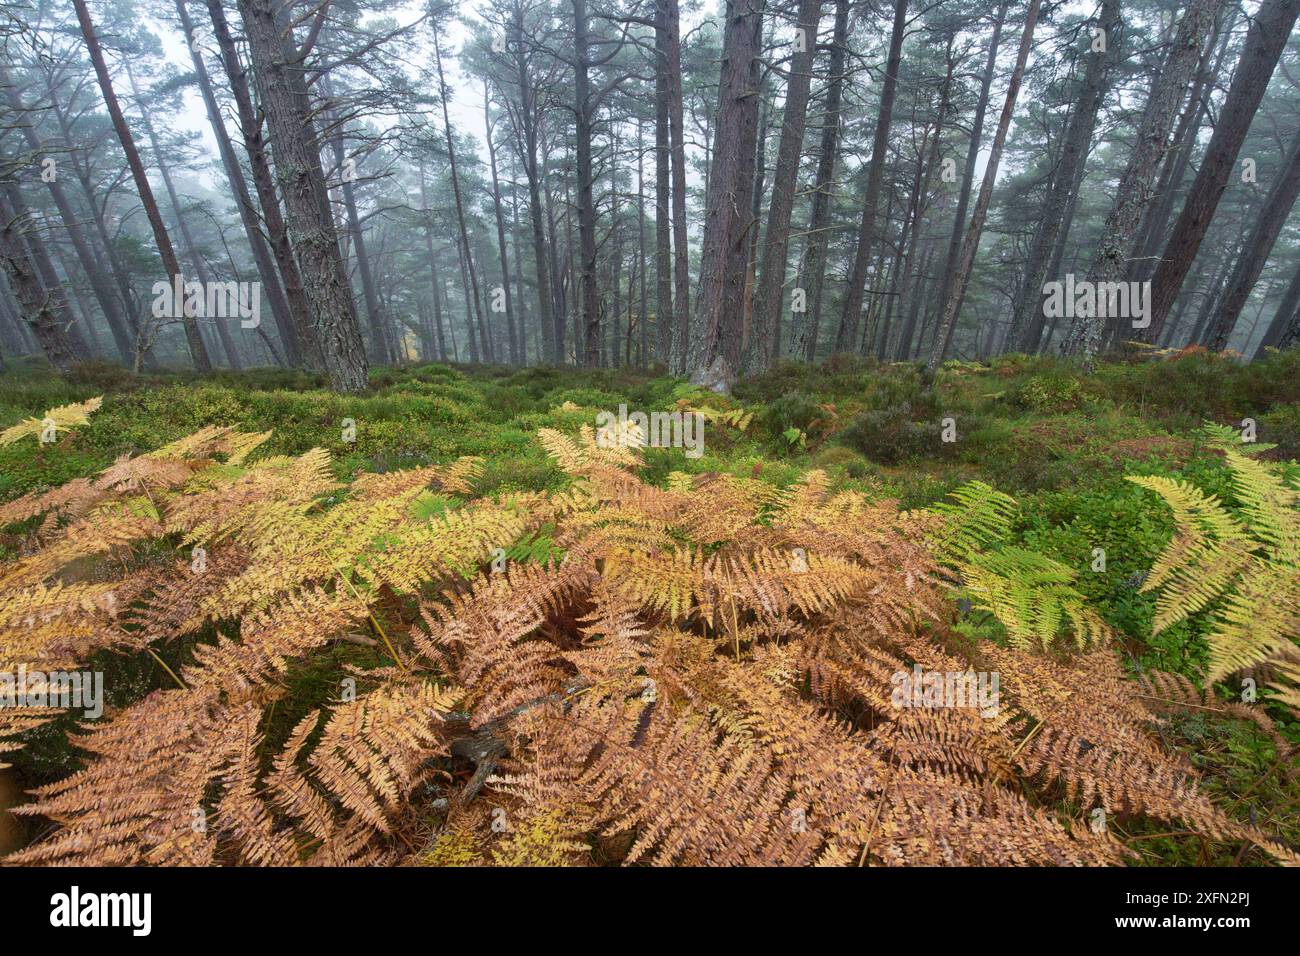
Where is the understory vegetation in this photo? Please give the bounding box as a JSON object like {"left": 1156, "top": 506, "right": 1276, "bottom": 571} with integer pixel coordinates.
{"left": 0, "top": 347, "right": 1297, "bottom": 866}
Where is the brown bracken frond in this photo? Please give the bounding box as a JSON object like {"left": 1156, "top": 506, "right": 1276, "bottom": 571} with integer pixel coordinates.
{"left": 2, "top": 424, "right": 1292, "bottom": 867}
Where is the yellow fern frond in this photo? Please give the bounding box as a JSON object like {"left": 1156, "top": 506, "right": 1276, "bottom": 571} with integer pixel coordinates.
{"left": 0, "top": 396, "right": 102, "bottom": 445}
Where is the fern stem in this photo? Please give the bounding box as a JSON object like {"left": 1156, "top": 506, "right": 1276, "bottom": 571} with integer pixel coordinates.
{"left": 858, "top": 760, "right": 898, "bottom": 867}
{"left": 1132, "top": 693, "right": 1233, "bottom": 714}
{"left": 332, "top": 563, "right": 407, "bottom": 671}
{"left": 146, "top": 648, "right": 187, "bottom": 690}
{"left": 1010, "top": 720, "right": 1044, "bottom": 757}
{"left": 1121, "top": 830, "right": 1199, "bottom": 842}
{"left": 367, "top": 614, "right": 407, "bottom": 672}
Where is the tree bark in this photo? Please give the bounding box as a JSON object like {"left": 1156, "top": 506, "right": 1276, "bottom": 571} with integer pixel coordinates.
{"left": 1256, "top": 259, "right": 1300, "bottom": 352}
{"left": 0, "top": 187, "right": 89, "bottom": 371}
{"left": 690, "top": 0, "right": 765, "bottom": 390}
{"left": 571, "top": 0, "right": 601, "bottom": 366}
{"left": 1146, "top": 0, "right": 1300, "bottom": 342}
{"left": 48, "top": 91, "right": 145, "bottom": 352}
{"left": 509, "top": 152, "right": 531, "bottom": 365}
{"left": 1204, "top": 126, "right": 1300, "bottom": 350}
{"left": 1062, "top": 0, "right": 1223, "bottom": 365}
{"left": 892, "top": 33, "right": 956, "bottom": 360}
{"left": 1126, "top": 11, "right": 1232, "bottom": 287}
{"left": 928, "top": 0, "right": 1042, "bottom": 370}
{"left": 235, "top": 0, "right": 367, "bottom": 390}
{"left": 433, "top": 28, "right": 491, "bottom": 365}
{"left": 929, "top": 0, "right": 1008, "bottom": 361}
{"left": 665, "top": 0, "right": 691, "bottom": 374}
{"left": 745, "top": 0, "right": 823, "bottom": 373}
{"left": 790, "top": 0, "right": 849, "bottom": 362}
{"left": 322, "top": 94, "right": 392, "bottom": 365}
{"left": 609, "top": 121, "right": 624, "bottom": 368}
{"left": 209, "top": 0, "right": 321, "bottom": 366}
{"left": 124, "top": 61, "right": 241, "bottom": 370}
{"left": 1012, "top": 0, "right": 1120, "bottom": 354}
{"left": 835, "top": 0, "right": 908, "bottom": 354}
{"left": 177, "top": 0, "right": 298, "bottom": 366}
{"left": 455, "top": 216, "right": 481, "bottom": 364}
{"left": 0, "top": 63, "right": 134, "bottom": 363}
{"left": 484, "top": 82, "right": 521, "bottom": 365}
{"left": 205, "top": 0, "right": 318, "bottom": 368}
{"left": 654, "top": 0, "right": 674, "bottom": 365}
{"left": 506, "top": 7, "right": 557, "bottom": 364}
{"left": 73, "top": 0, "right": 210, "bottom": 371}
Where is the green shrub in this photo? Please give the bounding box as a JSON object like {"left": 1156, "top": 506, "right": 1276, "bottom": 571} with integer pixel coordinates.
{"left": 838, "top": 404, "right": 951, "bottom": 465}
{"left": 1260, "top": 402, "right": 1300, "bottom": 460}
{"left": 758, "top": 392, "right": 823, "bottom": 441}
{"left": 1013, "top": 374, "right": 1082, "bottom": 412}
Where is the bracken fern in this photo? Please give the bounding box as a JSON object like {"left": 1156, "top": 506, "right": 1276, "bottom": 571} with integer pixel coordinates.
{"left": 0, "top": 420, "right": 1293, "bottom": 866}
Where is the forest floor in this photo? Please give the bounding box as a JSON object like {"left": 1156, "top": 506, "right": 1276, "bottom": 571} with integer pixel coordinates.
{"left": 2, "top": 346, "right": 1298, "bottom": 864}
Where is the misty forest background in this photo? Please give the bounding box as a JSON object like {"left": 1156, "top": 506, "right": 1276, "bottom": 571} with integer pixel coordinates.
{"left": 1, "top": 0, "right": 1299, "bottom": 391}
{"left": 6, "top": 0, "right": 1300, "bottom": 869}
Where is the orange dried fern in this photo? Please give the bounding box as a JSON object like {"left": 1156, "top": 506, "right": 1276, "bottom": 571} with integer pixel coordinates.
{"left": 2, "top": 422, "right": 1293, "bottom": 867}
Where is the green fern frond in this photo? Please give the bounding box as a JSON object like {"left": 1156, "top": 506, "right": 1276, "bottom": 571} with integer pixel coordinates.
{"left": 959, "top": 547, "right": 1108, "bottom": 651}
{"left": 920, "top": 481, "right": 1018, "bottom": 564}
{"left": 1200, "top": 421, "right": 1275, "bottom": 456}
{"left": 1134, "top": 453, "right": 1300, "bottom": 715}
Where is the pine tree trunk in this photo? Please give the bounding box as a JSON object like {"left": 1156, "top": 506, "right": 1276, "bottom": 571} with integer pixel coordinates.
{"left": 835, "top": 0, "right": 907, "bottom": 354}
{"left": 929, "top": 0, "right": 1008, "bottom": 360}
{"left": 1012, "top": 0, "right": 1120, "bottom": 353}
{"left": 745, "top": 0, "right": 823, "bottom": 374}
{"left": 665, "top": 0, "right": 691, "bottom": 374}
{"left": 572, "top": 0, "right": 601, "bottom": 366}
{"left": 1126, "top": 11, "right": 1231, "bottom": 287}
{"left": 0, "top": 63, "right": 134, "bottom": 363}
{"left": 563, "top": 160, "right": 578, "bottom": 361}
{"left": 433, "top": 29, "right": 491, "bottom": 365}
{"left": 124, "top": 62, "right": 241, "bottom": 370}
{"left": 235, "top": 0, "right": 367, "bottom": 390}
{"left": 893, "top": 34, "right": 956, "bottom": 360}
{"left": 609, "top": 120, "right": 624, "bottom": 368}
{"left": 654, "top": 0, "right": 674, "bottom": 365}
{"left": 484, "top": 82, "right": 520, "bottom": 365}
{"left": 1204, "top": 126, "right": 1300, "bottom": 350}
{"left": 691, "top": 0, "right": 765, "bottom": 391}
{"left": 416, "top": 158, "right": 447, "bottom": 362}
{"left": 205, "top": 0, "right": 318, "bottom": 368}
{"left": 790, "top": 0, "right": 849, "bottom": 362}
{"left": 886, "top": 123, "right": 932, "bottom": 360}
{"left": 1255, "top": 259, "right": 1300, "bottom": 354}
{"left": 897, "top": 238, "right": 937, "bottom": 360}
{"left": 177, "top": 0, "right": 297, "bottom": 366}
{"left": 508, "top": 9, "right": 557, "bottom": 365}
{"left": 441, "top": 268, "right": 459, "bottom": 361}
{"left": 1146, "top": 0, "right": 1300, "bottom": 341}
{"left": 636, "top": 119, "right": 649, "bottom": 368}
{"left": 0, "top": 187, "right": 89, "bottom": 371}
{"left": 509, "top": 153, "right": 532, "bottom": 365}
{"left": 1062, "top": 0, "right": 1223, "bottom": 365}
{"left": 928, "top": 0, "right": 1042, "bottom": 371}
{"left": 323, "top": 97, "right": 392, "bottom": 365}
{"left": 455, "top": 223, "right": 481, "bottom": 364}
{"left": 542, "top": 118, "right": 567, "bottom": 361}
{"left": 73, "top": 0, "right": 210, "bottom": 371}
